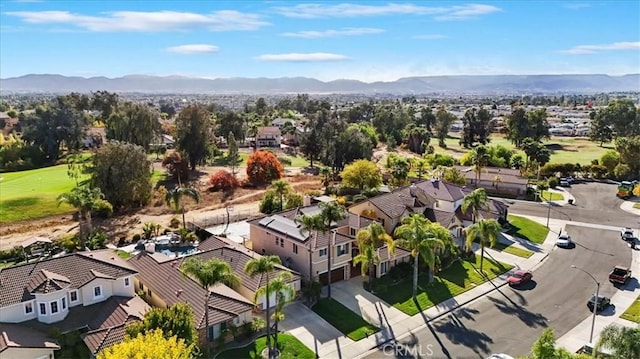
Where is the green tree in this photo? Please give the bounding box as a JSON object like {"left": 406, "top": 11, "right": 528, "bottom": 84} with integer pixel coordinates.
{"left": 403, "top": 123, "right": 430, "bottom": 154}
{"left": 600, "top": 150, "right": 620, "bottom": 176}
{"left": 598, "top": 99, "right": 640, "bottom": 137}
{"left": 105, "top": 102, "right": 161, "bottom": 151}
{"left": 388, "top": 155, "right": 411, "bottom": 188}
{"left": 318, "top": 201, "right": 347, "bottom": 299}
{"left": 227, "top": 131, "right": 241, "bottom": 176}
{"left": 320, "top": 166, "right": 332, "bottom": 189}
{"left": 394, "top": 215, "right": 453, "bottom": 298}
{"left": 180, "top": 258, "right": 239, "bottom": 342}
{"left": 505, "top": 107, "right": 529, "bottom": 148}
{"left": 90, "top": 141, "right": 152, "bottom": 209}
{"left": 354, "top": 222, "right": 395, "bottom": 290}
{"left": 245, "top": 255, "right": 282, "bottom": 359}
{"left": 296, "top": 213, "right": 324, "bottom": 293}
{"left": 442, "top": 166, "right": 467, "bottom": 186}
{"left": 470, "top": 145, "right": 489, "bottom": 187}
{"left": 589, "top": 110, "right": 614, "bottom": 147}
{"left": 165, "top": 187, "right": 200, "bottom": 229}
{"left": 176, "top": 104, "right": 212, "bottom": 170}
{"left": 270, "top": 179, "right": 291, "bottom": 212}
{"left": 98, "top": 329, "right": 194, "bottom": 359}
{"left": 256, "top": 272, "right": 295, "bottom": 354}
{"left": 57, "top": 186, "right": 105, "bottom": 248}
{"left": 461, "top": 188, "right": 488, "bottom": 232}
{"left": 597, "top": 324, "right": 640, "bottom": 359}
{"left": 615, "top": 136, "right": 640, "bottom": 179}
{"left": 142, "top": 222, "right": 162, "bottom": 240}
{"left": 340, "top": 159, "right": 382, "bottom": 190}
{"left": 434, "top": 108, "right": 457, "bottom": 148}
{"left": 126, "top": 302, "right": 198, "bottom": 346}
{"left": 465, "top": 218, "right": 501, "bottom": 274}
{"left": 526, "top": 108, "right": 551, "bottom": 143}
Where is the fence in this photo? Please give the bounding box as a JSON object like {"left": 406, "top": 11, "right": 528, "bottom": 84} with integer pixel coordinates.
{"left": 188, "top": 208, "right": 262, "bottom": 230}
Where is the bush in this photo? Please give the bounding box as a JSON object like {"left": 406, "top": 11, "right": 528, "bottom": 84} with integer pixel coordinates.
{"left": 614, "top": 163, "right": 631, "bottom": 180}
{"left": 278, "top": 156, "right": 292, "bottom": 166}
{"left": 0, "top": 246, "right": 24, "bottom": 261}
{"left": 425, "top": 153, "right": 457, "bottom": 168}
{"left": 246, "top": 150, "right": 284, "bottom": 184}
{"left": 169, "top": 217, "right": 181, "bottom": 228}
{"left": 86, "top": 230, "right": 107, "bottom": 250}
{"left": 92, "top": 199, "right": 113, "bottom": 218}
{"left": 132, "top": 234, "right": 141, "bottom": 242}
{"left": 57, "top": 234, "right": 81, "bottom": 252}
{"left": 548, "top": 177, "right": 558, "bottom": 188}
{"left": 208, "top": 170, "right": 240, "bottom": 192}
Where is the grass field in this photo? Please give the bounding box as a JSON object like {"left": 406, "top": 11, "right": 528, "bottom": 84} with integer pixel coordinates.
{"left": 507, "top": 215, "right": 550, "bottom": 244}
{"left": 218, "top": 334, "right": 315, "bottom": 359}
{"left": 312, "top": 298, "right": 379, "bottom": 341}
{"left": 373, "top": 255, "right": 513, "bottom": 316}
{"left": 0, "top": 165, "right": 79, "bottom": 223}
{"left": 541, "top": 190, "right": 564, "bottom": 201}
{"left": 437, "top": 134, "right": 610, "bottom": 165}
{"left": 620, "top": 295, "right": 640, "bottom": 323}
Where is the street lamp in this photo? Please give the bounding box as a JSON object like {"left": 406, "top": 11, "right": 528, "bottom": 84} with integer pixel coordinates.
{"left": 546, "top": 191, "right": 551, "bottom": 229}
{"left": 224, "top": 206, "right": 234, "bottom": 234}
{"left": 571, "top": 264, "right": 600, "bottom": 343}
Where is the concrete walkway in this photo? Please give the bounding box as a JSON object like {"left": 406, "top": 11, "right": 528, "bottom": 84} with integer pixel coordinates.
{"left": 620, "top": 199, "right": 640, "bottom": 216}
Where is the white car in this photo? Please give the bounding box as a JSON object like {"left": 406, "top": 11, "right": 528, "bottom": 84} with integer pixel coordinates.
{"left": 556, "top": 233, "right": 572, "bottom": 248}
{"left": 621, "top": 228, "right": 637, "bottom": 242}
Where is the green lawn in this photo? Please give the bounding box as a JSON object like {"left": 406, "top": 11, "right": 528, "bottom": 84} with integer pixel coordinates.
{"left": 621, "top": 295, "right": 640, "bottom": 323}
{"left": 0, "top": 165, "right": 81, "bottom": 223}
{"left": 278, "top": 155, "right": 310, "bottom": 168}
{"left": 541, "top": 190, "right": 564, "bottom": 201}
{"left": 507, "top": 215, "right": 550, "bottom": 244}
{"left": 218, "top": 333, "right": 315, "bottom": 359}
{"left": 492, "top": 242, "right": 534, "bottom": 258}
{"left": 373, "top": 255, "right": 513, "bottom": 316}
{"left": 312, "top": 298, "right": 379, "bottom": 341}
{"left": 151, "top": 169, "right": 168, "bottom": 185}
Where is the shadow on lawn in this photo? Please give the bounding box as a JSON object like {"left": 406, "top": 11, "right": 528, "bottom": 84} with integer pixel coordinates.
{"left": 2, "top": 196, "right": 40, "bottom": 208}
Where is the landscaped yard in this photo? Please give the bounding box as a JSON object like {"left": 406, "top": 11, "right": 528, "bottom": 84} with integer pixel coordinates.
{"left": 373, "top": 255, "right": 514, "bottom": 316}
{"left": 541, "top": 190, "right": 564, "bottom": 201}
{"left": 620, "top": 295, "right": 640, "bottom": 323}
{"left": 218, "top": 333, "right": 315, "bottom": 359}
{"left": 492, "top": 242, "right": 534, "bottom": 258}
{"left": 507, "top": 215, "right": 550, "bottom": 244}
{"left": 312, "top": 298, "right": 379, "bottom": 341}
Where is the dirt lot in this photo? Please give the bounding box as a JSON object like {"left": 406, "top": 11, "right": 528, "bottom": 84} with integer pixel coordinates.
{"left": 0, "top": 171, "right": 323, "bottom": 251}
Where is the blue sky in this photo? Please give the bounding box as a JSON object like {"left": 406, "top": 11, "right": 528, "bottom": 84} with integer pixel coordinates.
{"left": 1, "top": 1, "right": 638, "bottom": 82}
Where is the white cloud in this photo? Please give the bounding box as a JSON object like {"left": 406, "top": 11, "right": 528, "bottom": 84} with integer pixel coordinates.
{"left": 5, "top": 10, "right": 270, "bottom": 32}
{"left": 281, "top": 27, "right": 384, "bottom": 38}
{"left": 256, "top": 53, "right": 350, "bottom": 62}
{"left": 166, "top": 44, "right": 219, "bottom": 54}
{"left": 271, "top": 3, "right": 501, "bottom": 20}
{"left": 561, "top": 41, "right": 640, "bottom": 54}
{"left": 412, "top": 34, "right": 448, "bottom": 40}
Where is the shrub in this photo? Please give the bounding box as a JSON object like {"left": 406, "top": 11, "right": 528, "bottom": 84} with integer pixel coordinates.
{"left": 278, "top": 156, "right": 292, "bottom": 166}
{"left": 548, "top": 177, "right": 558, "bottom": 188}
{"left": 614, "top": 163, "right": 631, "bottom": 180}
{"left": 57, "top": 234, "right": 81, "bottom": 252}
{"left": 425, "top": 153, "right": 457, "bottom": 168}
{"left": 92, "top": 199, "right": 113, "bottom": 218}
{"left": 208, "top": 170, "right": 240, "bottom": 192}
{"left": 246, "top": 150, "right": 284, "bottom": 184}
{"left": 0, "top": 246, "right": 24, "bottom": 261}
{"left": 169, "top": 217, "right": 181, "bottom": 228}
{"left": 132, "top": 234, "right": 141, "bottom": 242}
{"left": 86, "top": 230, "right": 107, "bottom": 250}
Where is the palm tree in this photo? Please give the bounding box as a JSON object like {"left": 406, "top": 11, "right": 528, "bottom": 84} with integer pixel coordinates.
{"left": 177, "top": 227, "right": 198, "bottom": 243}
{"left": 461, "top": 188, "right": 488, "bottom": 225}
{"left": 318, "top": 201, "right": 347, "bottom": 299}
{"left": 245, "top": 255, "right": 282, "bottom": 359}
{"left": 270, "top": 179, "right": 291, "bottom": 212}
{"left": 465, "top": 218, "right": 502, "bottom": 274}
{"left": 57, "top": 186, "right": 105, "bottom": 249}
{"left": 255, "top": 272, "right": 294, "bottom": 355}
{"left": 142, "top": 222, "right": 162, "bottom": 240}
{"left": 165, "top": 187, "right": 200, "bottom": 228}
{"left": 596, "top": 324, "right": 640, "bottom": 358}
{"left": 180, "top": 258, "right": 239, "bottom": 342}
{"left": 415, "top": 159, "right": 428, "bottom": 180}
{"left": 354, "top": 222, "right": 395, "bottom": 291}
{"left": 296, "top": 214, "right": 323, "bottom": 285}
{"left": 394, "top": 214, "right": 453, "bottom": 299}
{"left": 470, "top": 145, "right": 489, "bottom": 187}
{"left": 320, "top": 167, "right": 331, "bottom": 190}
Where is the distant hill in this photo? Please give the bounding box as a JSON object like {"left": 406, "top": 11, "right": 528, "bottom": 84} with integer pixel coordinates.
{"left": 1, "top": 73, "right": 638, "bottom": 94}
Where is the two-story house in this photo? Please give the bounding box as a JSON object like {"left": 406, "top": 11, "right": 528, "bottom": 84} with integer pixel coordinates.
{"left": 455, "top": 165, "right": 528, "bottom": 198}
{"left": 0, "top": 250, "right": 148, "bottom": 359}
{"left": 256, "top": 126, "right": 282, "bottom": 148}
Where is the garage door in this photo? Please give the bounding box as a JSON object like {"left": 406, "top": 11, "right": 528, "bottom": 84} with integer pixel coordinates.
{"left": 318, "top": 266, "right": 345, "bottom": 285}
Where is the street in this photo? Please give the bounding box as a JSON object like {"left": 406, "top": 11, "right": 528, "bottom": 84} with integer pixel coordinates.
{"left": 364, "top": 182, "right": 637, "bottom": 359}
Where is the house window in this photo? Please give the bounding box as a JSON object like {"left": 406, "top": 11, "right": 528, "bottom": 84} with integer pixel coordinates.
{"left": 24, "top": 301, "right": 33, "bottom": 315}
{"left": 319, "top": 248, "right": 327, "bottom": 257}
{"left": 39, "top": 303, "right": 47, "bottom": 315}
{"left": 378, "top": 218, "right": 385, "bottom": 226}
{"left": 50, "top": 301, "right": 58, "bottom": 314}
{"left": 435, "top": 201, "right": 439, "bottom": 208}
{"left": 62, "top": 297, "right": 67, "bottom": 310}
{"left": 380, "top": 261, "right": 388, "bottom": 275}
{"left": 350, "top": 228, "right": 356, "bottom": 236}
{"left": 124, "top": 278, "right": 130, "bottom": 287}
{"left": 208, "top": 326, "right": 215, "bottom": 341}
{"left": 293, "top": 243, "right": 298, "bottom": 254}
{"left": 275, "top": 237, "right": 279, "bottom": 245}
{"left": 337, "top": 243, "right": 350, "bottom": 256}
{"left": 93, "top": 286, "right": 103, "bottom": 299}
{"left": 70, "top": 290, "right": 78, "bottom": 302}
{"left": 147, "top": 289, "right": 152, "bottom": 297}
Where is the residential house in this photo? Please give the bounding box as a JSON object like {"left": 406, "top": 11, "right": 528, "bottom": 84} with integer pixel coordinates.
{"left": 150, "top": 134, "right": 175, "bottom": 149}
{"left": 0, "top": 323, "right": 59, "bottom": 359}
{"left": 248, "top": 203, "right": 412, "bottom": 284}
{"left": 255, "top": 127, "right": 281, "bottom": 147}
{"left": 82, "top": 127, "right": 106, "bottom": 149}
{"left": 0, "top": 250, "right": 148, "bottom": 358}
{"left": 454, "top": 166, "right": 528, "bottom": 198}
{"left": 129, "top": 249, "right": 255, "bottom": 345}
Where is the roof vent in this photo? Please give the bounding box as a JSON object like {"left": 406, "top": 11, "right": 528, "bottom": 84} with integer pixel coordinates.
{"left": 409, "top": 184, "right": 417, "bottom": 197}
{"left": 176, "top": 289, "right": 183, "bottom": 297}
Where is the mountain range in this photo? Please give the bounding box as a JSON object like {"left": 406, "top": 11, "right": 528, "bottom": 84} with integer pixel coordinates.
{"left": 1, "top": 74, "right": 638, "bottom": 95}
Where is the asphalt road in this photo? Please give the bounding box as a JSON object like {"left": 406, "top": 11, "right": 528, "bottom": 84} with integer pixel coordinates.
{"left": 364, "top": 182, "right": 637, "bottom": 359}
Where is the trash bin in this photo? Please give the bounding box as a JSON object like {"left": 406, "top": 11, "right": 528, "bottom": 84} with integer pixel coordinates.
{"left": 568, "top": 199, "right": 574, "bottom": 205}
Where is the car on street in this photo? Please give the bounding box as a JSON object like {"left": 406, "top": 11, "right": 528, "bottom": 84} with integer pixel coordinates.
{"left": 608, "top": 266, "right": 631, "bottom": 286}
{"left": 507, "top": 269, "right": 533, "bottom": 286}
{"left": 587, "top": 295, "right": 611, "bottom": 312}
{"left": 556, "top": 233, "right": 572, "bottom": 248}
{"left": 621, "top": 227, "right": 637, "bottom": 242}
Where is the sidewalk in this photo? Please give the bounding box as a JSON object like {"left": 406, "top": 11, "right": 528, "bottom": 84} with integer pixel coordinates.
{"left": 620, "top": 199, "right": 640, "bottom": 216}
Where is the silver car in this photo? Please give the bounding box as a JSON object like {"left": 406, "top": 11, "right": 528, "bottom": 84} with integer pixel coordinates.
{"left": 556, "top": 233, "right": 572, "bottom": 248}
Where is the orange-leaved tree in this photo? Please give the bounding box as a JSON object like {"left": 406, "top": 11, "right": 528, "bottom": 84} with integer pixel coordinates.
{"left": 246, "top": 150, "right": 284, "bottom": 184}
{"left": 209, "top": 169, "right": 240, "bottom": 192}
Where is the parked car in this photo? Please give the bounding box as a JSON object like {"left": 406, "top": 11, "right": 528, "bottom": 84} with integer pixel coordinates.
{"left": 587, "top": 295, "right": 611, "bottom": 312}
{"left": 556, "top": 233, "right": 572, "bottom": 248}
{"left": 608, "top": 266, "right": 631, "bottom": 285}
{"left": 559, "top": 179, "right": 571, "bottom": 187}
{"left": 621, "top": 228, "right": 637, "bottom": 242}
{"left": 486, "top": 354, "right": 515, "bottom": 359}
{"left": 507, "top": 270, "right": 533, "bottom": 286}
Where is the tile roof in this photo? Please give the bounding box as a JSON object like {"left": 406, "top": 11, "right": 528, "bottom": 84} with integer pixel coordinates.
{"left": 82, "top": 320, "right": 131, "bottom": 355}
{"left": 424, "top": 208, "right": 458, "bottom": 228}
{"left": 376, "top": 245, "right": 411, "bottom": 262}
{"left": 0, "top": 323, "right": 60, "bottom": 353}
{"left": 257, "top": 126, "right": 281, "bottom": 136}
{"left": 367, "top": 192, "right": 410, "bottom": 218}
{"left": 0, "top": 251, "right": 137, "bottom": 307}
{"left": 414, "top": 179, "right": 468, "bottom": 202}
{"left": 128, "top": 251, "right": 253, "bottom": 330}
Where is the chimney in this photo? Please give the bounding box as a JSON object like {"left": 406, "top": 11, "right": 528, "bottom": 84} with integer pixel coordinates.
{"left": 409, "top": 184, "right": 417, "bottom": 197}
{"left": 303, "top": 195, "right": 312, "bottom": 206}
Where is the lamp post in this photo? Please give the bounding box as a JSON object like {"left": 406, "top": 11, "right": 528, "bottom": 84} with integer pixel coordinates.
{"left": 546, "top": 191, "right": 551, "bottom": 229}
{"left": 571, "top": 265, "right": 600, "bottom": 343}
{"left": 224, "top": 206, "right": 234, "bottom": 234}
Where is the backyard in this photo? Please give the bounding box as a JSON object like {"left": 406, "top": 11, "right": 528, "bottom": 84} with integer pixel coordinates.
{"left": 373, "top": 255, "right": 514, "bottom": 316}
{"left": 217, "top": 333, "right": 315, "bottom": 359}
{"left": 507, "top": 215, "right": 550, "bottom": 244}
{"left": 312, "top": 298, "right": 380, "bottom": 341}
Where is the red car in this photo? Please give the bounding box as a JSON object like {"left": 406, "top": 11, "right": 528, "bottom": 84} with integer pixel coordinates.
{"left": 507, "top": 270, "right": 533, "bottom": 286}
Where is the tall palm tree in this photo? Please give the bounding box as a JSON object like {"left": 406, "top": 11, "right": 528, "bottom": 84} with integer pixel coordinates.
{"left": 180, "top": 258, "right": 239, "bottom": 342}
{"left": 165, "top": 187, "right": 200, "bottom": 228}
{"left": 465, "top": 218, "right": 501, "bottom": 274}
{"left": 245, "top": 255, "right": 282, "bottom": 359}
{"left": 318, "top": 201, "right": 347, "bottom": 299}
{"left": 394, "top": 214, "right": 453, "bottom": 299}
{"left": 471, "top": 145, "right": 489, "bottom": 187}
{"left": 270, "top": 179, "right": 291, "bottom": 212}
{"left": 461, "top": 188, "right": 489, "bottom": 225}
{"left": 296, "top": 214, "right": 323, "bottom": 285}
{"left": 415, "top": 159, "right": 428, "bottom": 180}
{"left": 354, "top": 222, "right": 395, "bottom": 291}
{"left": 320, "top": 167, "right": 332, "bottom": 190}
{"left": 255, "top": 272, "right": 294, "bottom": 355}
{"left": 596, "top": 324, "right": 640, "bottom": 359}
{"left": 57, "top": 186, "right": 105, "bottom": 249}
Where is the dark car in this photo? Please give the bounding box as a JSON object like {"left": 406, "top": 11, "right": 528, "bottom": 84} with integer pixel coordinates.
{"left": 507, "top": 270, "right": 533, "bottom": 286}
{"left": 587, "top": 295, "right": 611, "bottom": 312}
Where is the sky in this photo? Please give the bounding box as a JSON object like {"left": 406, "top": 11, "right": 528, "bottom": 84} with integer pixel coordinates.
{"left": 0, "top": 1, "right": 639, "bottom": 82}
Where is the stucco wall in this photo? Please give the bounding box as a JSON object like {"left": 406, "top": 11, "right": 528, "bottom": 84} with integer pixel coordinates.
{"left": 0, "top": 347, "right": 56, "bottom": 359}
